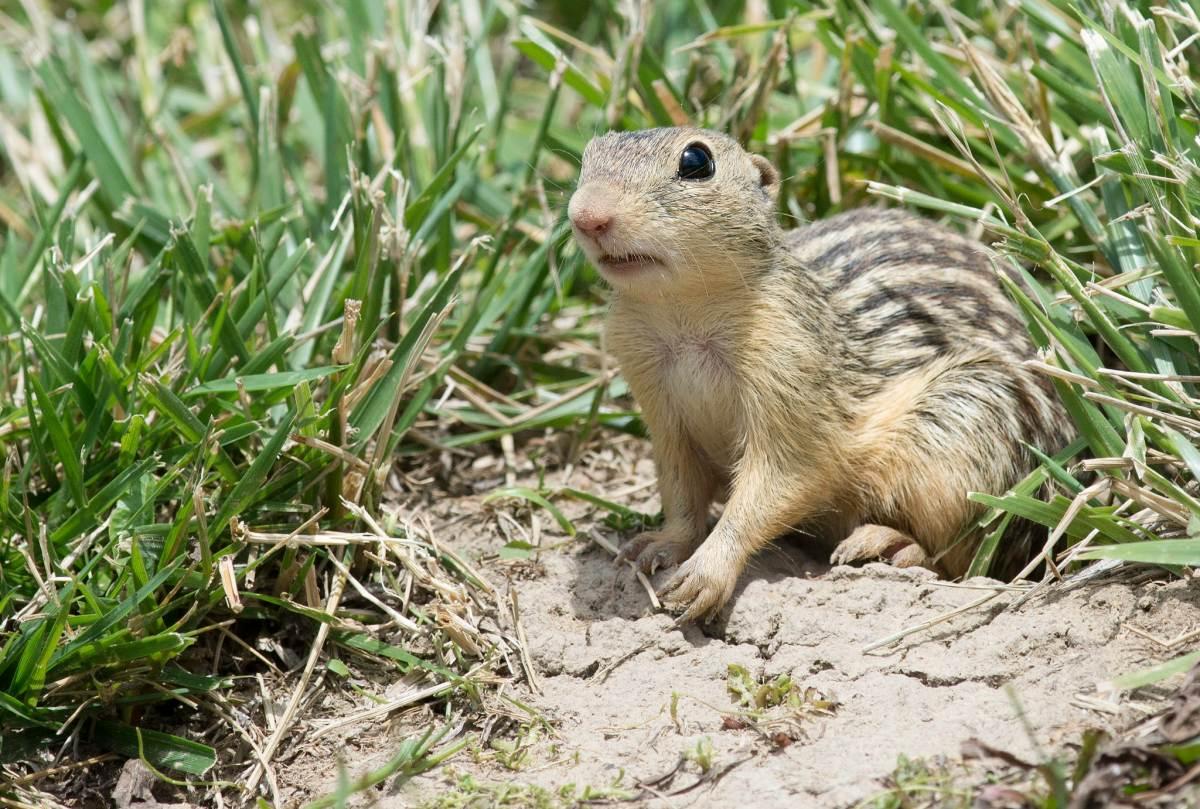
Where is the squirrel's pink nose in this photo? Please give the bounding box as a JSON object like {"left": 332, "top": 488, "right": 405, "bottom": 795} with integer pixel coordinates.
{"left": 570, "top": 205, "right": 613, "bottom": 236}
{"left": 568, "top": 186, "right": 618, "bottom": 238}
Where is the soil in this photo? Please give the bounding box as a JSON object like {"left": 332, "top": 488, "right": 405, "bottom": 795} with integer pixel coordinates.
{"left": 270, "top": 438, "right": 1200, "bottom": 809}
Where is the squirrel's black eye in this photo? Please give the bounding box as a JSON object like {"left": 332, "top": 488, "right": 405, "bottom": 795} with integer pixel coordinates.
{"left": 677, "top": 143, "right": 715, "bottom": 181}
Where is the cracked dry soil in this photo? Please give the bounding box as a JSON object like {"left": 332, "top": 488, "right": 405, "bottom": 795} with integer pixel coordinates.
{"left": 286, "top": 444, "right": 1200, "bottom": 808}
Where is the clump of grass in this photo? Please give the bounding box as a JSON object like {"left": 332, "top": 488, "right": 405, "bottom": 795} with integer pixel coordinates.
{"left": 804, "top": 0, "right": 1200, "bottom": 663}
{"left": 303, "top": 724, "right": 467, "bottom": 809}
{"left": 858, "top": 754, "right": 973, "bottom": 809}
{"left": 0, "top": 0, "right": 627, "bottom": 801}
{"left": 865, "top": 720, "right": 1200, "bottom": 807}
{"left": 420, "top": 771, "right": 635, "bottom": 809}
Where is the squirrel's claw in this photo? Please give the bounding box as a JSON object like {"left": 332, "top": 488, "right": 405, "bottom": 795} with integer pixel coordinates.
{"left": 617, "top": 530, "right": 691, "bottom": 576}
{"left": 658, "top": 551, "right": 736, "bottom": 623}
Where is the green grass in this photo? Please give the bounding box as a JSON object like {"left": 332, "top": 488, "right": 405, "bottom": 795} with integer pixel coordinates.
{"left": 418, "top": 771, "right": 636, "bottom": 809}
{"left": 857, "top": 754, "right": 973, "bottom": 809}
{"left": 2, "top": 0, "right": 1199, "bottom": 805}
{"left": 0, "top": 0, "right": 635, "bottom": 794}
{"left": 302, "top": 724, "right": 467, "bottom": 809}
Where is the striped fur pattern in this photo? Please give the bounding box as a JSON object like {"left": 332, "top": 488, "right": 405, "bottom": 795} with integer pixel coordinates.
{"left": 568, "top": 127, "right": 1071, "bottom": 621}
{"left": 790, "top": 209, "right": 1069, "bottom": 576}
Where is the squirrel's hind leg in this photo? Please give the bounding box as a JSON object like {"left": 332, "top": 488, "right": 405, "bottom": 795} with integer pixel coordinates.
{"left": 830, "top": 524, "right": 930, "bottom": 570}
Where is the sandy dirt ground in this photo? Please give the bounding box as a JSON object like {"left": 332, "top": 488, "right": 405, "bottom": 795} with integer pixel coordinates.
{"left": 268, "top": 439, "right": 1197, "bottom": 808}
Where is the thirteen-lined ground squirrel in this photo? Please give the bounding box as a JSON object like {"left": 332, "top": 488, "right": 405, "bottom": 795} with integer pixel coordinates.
{"left": 567, "top": 127, "right": 1072, "bottom": 621}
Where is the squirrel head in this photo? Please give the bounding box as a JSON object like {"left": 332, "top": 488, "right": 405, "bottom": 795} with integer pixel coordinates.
{"left": 569, "top": 127, "right": 781, "bottom": 300}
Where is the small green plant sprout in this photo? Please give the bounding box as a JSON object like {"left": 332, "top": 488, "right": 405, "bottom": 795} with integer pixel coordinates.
{"left": 420, "top": 771, "right": 634, "bottom": 808}
{"left": 725, "top": 663, "right": 838, "bottom": 747}
{"left": 304, "top": 724, "right": 468, "bottom": 809}
{"left": 486, "top": 704, "right": 556, "bottom": 773}
{"left": 725, "top": 663, "right": 838, "bottom": 719}
{"left": 857, "top": 754, "right": 973, "bottom": 809}
{"left": 488, "top": 730, "right": 536, "bottom": 772}
{"left": 683, "top": 736, "right": 716, "bottom": 774}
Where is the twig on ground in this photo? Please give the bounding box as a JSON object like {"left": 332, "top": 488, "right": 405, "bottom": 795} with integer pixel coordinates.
{"left": 509, "top": 588, "right": 541, "bottom": 694}
{"left": 590, "top": 528, "right": 661, "bottom": 609}
{"left": 311, "top": 673, "right": 461, "bottom": 739}
{"left": 243, "top": 540, "right": 352, "bottom": 795}
{"left": 863, "top": 590, "right": 1003, "bottom": 653}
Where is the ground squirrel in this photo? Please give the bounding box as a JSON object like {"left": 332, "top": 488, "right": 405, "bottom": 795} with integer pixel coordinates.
{"left": 567, "top": 127, "right": 1071, "bottom": 622}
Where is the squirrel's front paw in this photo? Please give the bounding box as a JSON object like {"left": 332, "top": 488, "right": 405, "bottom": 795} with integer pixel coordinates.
{"left": 658, "top": 548, "right": 740, "bottom": 623}
{"left": 616, "top": 530, "right": 693, "bottom": 575}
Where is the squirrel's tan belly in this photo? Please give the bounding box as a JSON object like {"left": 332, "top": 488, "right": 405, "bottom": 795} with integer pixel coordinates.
{"left": 607, "top": 301, "right": 744, "bottom": 473}
{"left": 659, "top": 337, "right": 741, "bottom": 470}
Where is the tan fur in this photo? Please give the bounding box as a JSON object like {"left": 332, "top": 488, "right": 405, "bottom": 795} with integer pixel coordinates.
{"left": 568, "top": 127, "right": 1071, "bottom": 621}
{"left": 845, "top": 356, "right": 986, "bottom": 566}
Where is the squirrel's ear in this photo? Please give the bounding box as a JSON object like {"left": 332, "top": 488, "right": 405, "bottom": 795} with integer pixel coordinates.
{"left": 750, "top": 154, "right": 779, "bottom": 201}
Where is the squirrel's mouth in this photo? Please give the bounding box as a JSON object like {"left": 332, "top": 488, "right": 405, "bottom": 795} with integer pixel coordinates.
{"left": 597, "top": 252, "right": 663, "bottom": 273}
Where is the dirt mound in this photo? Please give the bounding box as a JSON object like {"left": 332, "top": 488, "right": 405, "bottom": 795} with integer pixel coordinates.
{"left": 278, "top": 447, "right": 1196, "bottom": 807}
